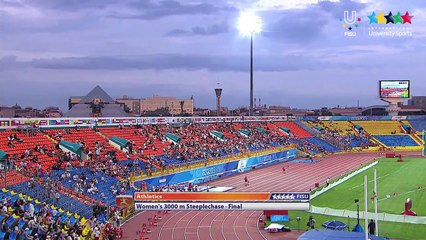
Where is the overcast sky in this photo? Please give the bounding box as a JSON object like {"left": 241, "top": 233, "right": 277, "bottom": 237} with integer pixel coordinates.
{"left": 1, "top": 0, "right": 425, "bottom": 111}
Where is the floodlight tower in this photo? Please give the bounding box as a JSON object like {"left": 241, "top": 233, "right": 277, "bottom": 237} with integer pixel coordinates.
{"left": 237, "top": 11, "right": 262, "bottom": 116}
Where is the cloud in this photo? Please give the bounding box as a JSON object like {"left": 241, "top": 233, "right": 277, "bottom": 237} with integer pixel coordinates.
{"left": 21, "top": 0, "right": 119, "bottom": 11}
{"left": 262, "top": 9, "right": 328, "bottom": 43}
{"left": 260, "top": 0, "right": 368, "bottom": 43}
{"left": 0, "top": 14, "right": 98, "bottom": 34}
{"left": 109, "top": 0, "right": 235, "bottom": 20}
{"left": 0, "top": 55, "right": 27, "bottom": 70}
{"left": 317, "top": 0, "right": 366, "bottom": 18}
{"left": 167, "top": 21, "right": 229, "bottom": 36}
{"left": 24, "top": 54, "right": 321, "bottom": 72}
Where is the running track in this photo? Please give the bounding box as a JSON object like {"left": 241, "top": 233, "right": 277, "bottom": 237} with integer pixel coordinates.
{"left": 122, "top": 152, "right": 403, "bottom": 240}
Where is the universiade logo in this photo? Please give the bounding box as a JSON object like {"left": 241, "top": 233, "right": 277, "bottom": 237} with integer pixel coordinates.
{"left": 340, "top": 11, "right": 414, "bottom": 38}
{"left": 367, "top": 11, "right": 413, "bottom": 37}
{"left": 340, "top": 10, "right": 361, "bottom": 37}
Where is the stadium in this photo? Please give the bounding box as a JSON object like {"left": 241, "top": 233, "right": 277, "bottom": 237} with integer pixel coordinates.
{"left": 1, "top": 0, "right": 425, "bottom": 240}
{"left": 0, "top": 111, "right": 425, "bottom": 239}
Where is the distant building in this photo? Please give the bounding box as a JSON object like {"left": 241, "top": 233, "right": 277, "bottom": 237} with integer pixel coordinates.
{"left": 193, "top": 108, "right": 211, "bottom": 116}
{"left": 361, "top": 105, "right": 388, "bottom": 116}
{"left": 116, "top": 95, "right": 194, "bottom": 116}
{"left": 140, "top": 96, "right": 194, "bottom": 116}
{"left": 263, "top": 106, "right": 306, "bottom": 116}
{"left": 328, "top": 107, "right": 364, "bottom": 116}
{"left": 68, "top": 96, "right": 83, "bottom": 110}
{"left": 65, "top": 86, "right": 127, "bottom": 117}
{"left": 116, "top": 96, "right": 141, "bottom": 115}
{"left": 0, "top": 106, "right": 15, "bottom": 118}
{"left": 12, "top": 105, "right": 40, "bottom": 118}
{"left": 408, "top": 96, "right": 426, "bottom": 109}
{"left": 0, "top": 105, "right": 62, "bottom": 118}
{"left": 41, "top": 107, "right": 63, "bottom": 118}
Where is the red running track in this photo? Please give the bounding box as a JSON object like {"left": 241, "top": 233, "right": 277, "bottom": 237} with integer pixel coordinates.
{"left": 122, "top": 152, "right": 395, "bottom": 240}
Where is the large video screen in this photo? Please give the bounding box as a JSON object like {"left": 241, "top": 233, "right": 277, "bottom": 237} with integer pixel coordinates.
{"left": 379, "top": 80, "right": 410, "bottom": 98}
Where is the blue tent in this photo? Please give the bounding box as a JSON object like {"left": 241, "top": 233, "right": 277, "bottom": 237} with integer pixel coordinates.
{"left": 298, "top": 229, "right": 388, "bottom": 240}
{"left": 352, "top": 224, "right": 364, "bottom": 232}
{"left": 322, "top": 220, "right": 347, "bottom": 231}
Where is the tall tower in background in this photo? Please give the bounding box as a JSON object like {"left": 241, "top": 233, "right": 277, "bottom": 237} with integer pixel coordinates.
{"left": 215, "top": 84, "right": 222, "bottom": 116}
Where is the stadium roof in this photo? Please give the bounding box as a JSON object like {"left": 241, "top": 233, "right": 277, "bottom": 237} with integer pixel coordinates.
{"left": 80, "top": 85, "right": 115, "bottom": 104}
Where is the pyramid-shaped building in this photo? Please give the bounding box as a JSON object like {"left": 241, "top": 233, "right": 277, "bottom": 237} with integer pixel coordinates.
{"left": 65, "top": 86, "right": 127, "bottom": 117}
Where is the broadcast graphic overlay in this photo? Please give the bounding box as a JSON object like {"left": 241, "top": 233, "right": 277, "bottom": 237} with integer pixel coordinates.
{"left": 340, "top": 10, "right": 414, "bottom": 38}
{"left": 133, "top": 192, "right": 310, "bottom": 211}
{"left": 367, "top": 11, "right": 413, "bottom": 37}
{"left": 340, "top": 10, "right": 361, "bottom": 37}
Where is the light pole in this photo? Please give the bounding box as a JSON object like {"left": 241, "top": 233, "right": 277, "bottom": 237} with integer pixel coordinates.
{"left": 250, "top": 32, "right": 254, "bottom": 116}
{"left": 355, "top": 199, "right": 360, "bottom": 225}
{"left": 237, "top": 11, "right": 262, "bottom": 116}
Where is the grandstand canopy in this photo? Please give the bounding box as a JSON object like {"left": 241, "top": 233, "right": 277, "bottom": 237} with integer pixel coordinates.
{"left": 110, "top": 136, "right": 130, "bottom": 148}
{"left": 59, "top": 141, "right": 82, "bottom": 157}
{"left": 210, "top": 130, "right": 225, "bottom": 140}
{"left": 0, "top": 150, "right": 8, "bottom": 160}
{"left": 239, "top": 129, "right": 251, "bottom": 136}
{"left": 280, "top": 127, "right": 291, "bottom": 134}
{"left": 165, "top": 133, "right": 181, "bottom": 143}
{"left": 256, "top": 127, "right": 267, "bottom": 134}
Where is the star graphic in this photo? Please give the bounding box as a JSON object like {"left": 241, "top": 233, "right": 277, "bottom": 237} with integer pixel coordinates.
{"left": 368, "top": 12, "right": 378, "bottom": 24}
{"left": 342, "top": 23, "right": 347, "bottom": 28}
{"left": 376, "top": 11, "right": 387, "bottom": 24}
{"left": 348, "top": 26, "right": 352, "bottom": 31}
{"left": 393, "top": 11, "right": 403, "bottom": 24}
{"left": 384, "top": 11, "right": 394, "bottom": 24}
{"left": 402, "top": 11, "right": 413, "bottom": 24}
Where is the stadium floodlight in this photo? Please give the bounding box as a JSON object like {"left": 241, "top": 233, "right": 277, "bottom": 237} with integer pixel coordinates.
{"left": 237, "top": 11, "right": 262, "bottom": 37}
{"left": 237, "top": 11, "right": 262, "bottom": 116}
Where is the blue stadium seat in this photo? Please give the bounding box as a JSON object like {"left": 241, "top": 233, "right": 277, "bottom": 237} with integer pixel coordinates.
{"left": 8, "top": 231, "right": 17, "bottom": 240}
{"left": 304, "top": 137, "right": 340, "bottom": 152}
{"left": 374, "top": 135, "right": 419, "bottom": 146}
{"left": 408, "top": 120, "right": 426, "bottom": 132}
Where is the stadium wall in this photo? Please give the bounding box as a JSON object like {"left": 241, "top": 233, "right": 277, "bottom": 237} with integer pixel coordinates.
{"left": 134, "top": 148, "right": 298, "bottom": 187}
{"left": 2, "top": 116, "right": 426, "bottom": 129}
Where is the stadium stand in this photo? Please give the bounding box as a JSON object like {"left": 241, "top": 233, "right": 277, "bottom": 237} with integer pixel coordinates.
{"left": 306, "top": 120, "right": 373, "bottom": 149}
{"left": 355, "top": 121, "right": 404, "bottom": 135}
{"left": 273, "top": 122, "right": 313, "bottom": 138}
{"left": 408, "top": 120, "right": 426, "bottom": 132}
{"left": 98, "top": 125, "right": 170, "bottom": 164}
{"left": 373, "top": 135, "right": 419, "bottom": 147}
{"left": 44, "top": 127, "right": 129, "bottom": 160}
{"left": 352, "top": 121, "right": 420, "bottom": 148}
{"left": 0, "top": 130, "right": 57, "bottom": 170}
{"left": 0, "top": 118, "right": 424, "bottom": 239}
{"left": 304, "top": 137, "right": 340, "bottom": 152}
{"left": 308, "top": 120, "right": 357, "bottom": 136}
